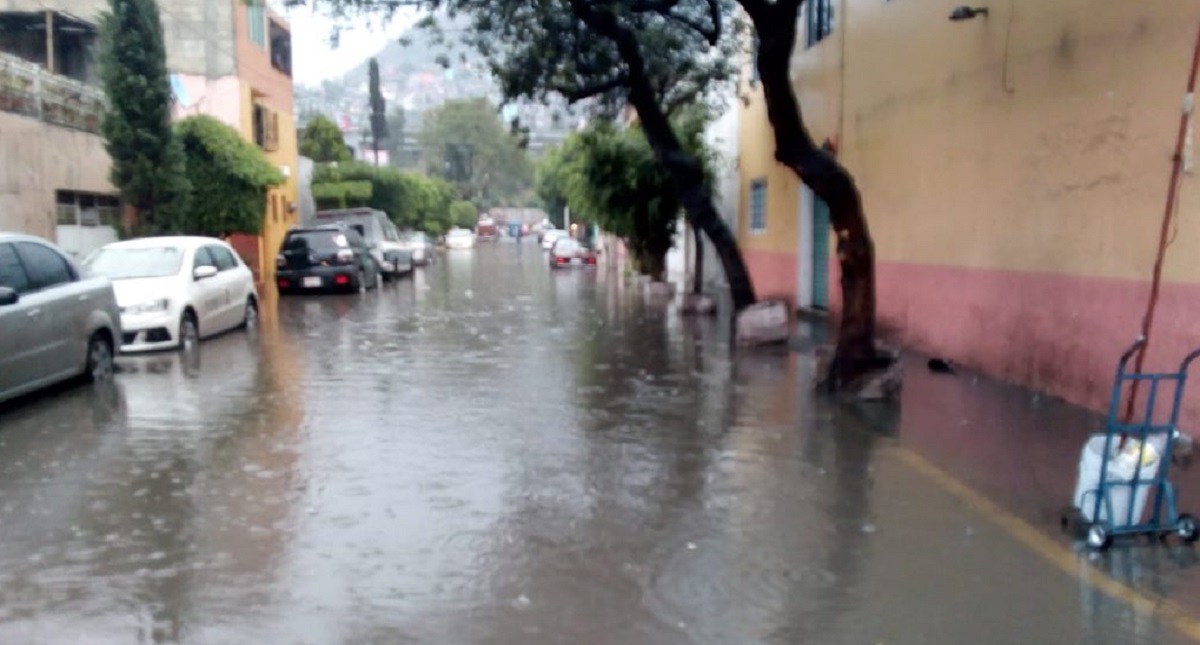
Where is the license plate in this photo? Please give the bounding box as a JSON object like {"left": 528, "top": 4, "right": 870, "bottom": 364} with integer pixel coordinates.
{"left": 571, "top": 258, "right": 582, "bottom": 265}
{"left": 302, "top": 276, "right": 322, "bottom": 288}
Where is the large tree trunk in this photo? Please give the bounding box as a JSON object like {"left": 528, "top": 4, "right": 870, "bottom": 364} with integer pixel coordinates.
{"left": 754, "top": 15, "right": 886, "bottom": 389}
{"left": 692, "top": 223, "right": 704, "bottom": 295}
{"left": 627, "top": 86, "right": 757, "bottom": 310}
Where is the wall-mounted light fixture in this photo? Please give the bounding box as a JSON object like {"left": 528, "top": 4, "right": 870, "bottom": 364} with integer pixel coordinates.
{"left": 949, "top": 5, "right": 989, "bottom": 21}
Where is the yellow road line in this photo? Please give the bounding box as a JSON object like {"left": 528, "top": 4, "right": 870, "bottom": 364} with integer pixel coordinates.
{"left": 894, "top": 447, "right": 1200, "bottom": 641}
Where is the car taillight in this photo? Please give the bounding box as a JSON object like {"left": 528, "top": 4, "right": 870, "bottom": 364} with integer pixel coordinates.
{"left": 278, "top": 278, "right": 291, "bottom": 289}
{"left": 556, "top": 256, "right": 567, "bottom": 264}
{"left": 336, "top": 249, "right": 354, "bottom": 264}
{"left": 335, "top": 274, "right": 350, "bottom": 285}
{"left": 276, "top": 254, "right": 285, "bottom": 269}
{"left": 585, "top": 256, "right": 596, "bottom": 265}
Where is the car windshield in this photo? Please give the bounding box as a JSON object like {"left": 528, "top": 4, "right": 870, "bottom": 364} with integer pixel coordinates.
{"left": 285, "top": 231, "right": 347, "bottom": 254}
{"left": 404, "top": 233, "right": 425, "bottom": 244}
{"left": 448, "top": 230, "right": 471, "bottom": 238}
{"left": 555, "top": 240, "right": 582, "bottom": 254}
{"left": 84, "top": 246, "right": 183, "bottom": 280}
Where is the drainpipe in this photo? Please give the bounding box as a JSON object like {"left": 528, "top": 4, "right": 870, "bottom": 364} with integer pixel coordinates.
{"left": 1123, "top": 21, "right": 1200, "bottom": 426}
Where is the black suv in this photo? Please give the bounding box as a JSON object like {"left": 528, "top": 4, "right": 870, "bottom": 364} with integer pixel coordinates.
{"left": 275, "top": 225, "right": 382, "bottom": 294}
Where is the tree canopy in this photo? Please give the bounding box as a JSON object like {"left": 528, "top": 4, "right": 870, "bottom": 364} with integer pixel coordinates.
{"left": 368, "top": 58, "right": 389, "bottom": 164}
{"left": 418, "top": 98, "right": 533, "bottom": 207}
{"left": 98, "top": 0, "right": 189, "bottom": 232}
{"left": 312, "top": 162, "right": 460, "bottom": 235}
{"left": 300, "top": 114, "right": 353, "bottom": 163}
{"left": 174, "top": 115, "right": 284, "bottom": 237}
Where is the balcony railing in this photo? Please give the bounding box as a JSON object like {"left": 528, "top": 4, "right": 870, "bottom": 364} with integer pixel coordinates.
{"left": 0, "top": 51, "right": 105, "bottom": 133}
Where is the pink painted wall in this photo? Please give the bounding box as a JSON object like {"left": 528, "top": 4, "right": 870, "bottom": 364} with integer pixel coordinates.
{"left": 743, "top": 249, "right": 798, "bottom": 306}
{"left": 170, "top": 75, "right": 243, "bottom": 129}
{"left": 873, "top": 261, "right": 1200, "bottom": 428}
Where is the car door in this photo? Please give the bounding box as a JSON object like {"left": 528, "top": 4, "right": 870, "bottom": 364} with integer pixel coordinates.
{"left": 0, "top": 242, "right": 39, "bottom": 397}
{"left": 205, "top": 245, "right": 240, "bottom": 331}
{"left": 190, "top": 246, "right": 222, "bottom": 336}
{"left": 12, "top": 241, "right": 84, "bottom": 382}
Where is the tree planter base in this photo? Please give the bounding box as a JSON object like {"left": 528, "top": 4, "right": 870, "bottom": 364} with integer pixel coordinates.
{"left": 735, "top": 300, "right": 791, "bottom": 346}
{"left": 681, "top": 293, "right": 717, "bottom": 316}
{"left": 642, "top": 281, "right": 675, "bottom": 304}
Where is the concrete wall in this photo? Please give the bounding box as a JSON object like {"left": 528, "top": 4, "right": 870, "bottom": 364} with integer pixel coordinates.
{"left": 737, "top": 0, "right": 1200, "bottom": 422}
{"left": 2, "top": 0, "right": 236, "bottom": 78}
{"left": 0, "top": 111, "right": 113, "bottom": 239}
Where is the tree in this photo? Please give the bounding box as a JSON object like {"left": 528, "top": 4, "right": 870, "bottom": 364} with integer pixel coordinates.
{"left": 740, "top": 0, "right": 886, "bottom": 388}
{"left": 385, "top": 108, "right": 407, "bottom": 167}
{"left": 418, "top": 98, "right": 533, "bottom": 207}
{"left": 449, "top": 200, "right": 477, "bottom": 229}
{"left": 300, "top": 114, "right": 352, "bottom": 163}
{"left": 174, "top": 116, "right": 284, "bottom": 237}
{"left": 535, "top": 146, "right": 571, "bottom": 228}
{"left": 98, "top": 0, "right": 189, "bottom": 233}
{"left": 368, "top": 58, "right": 389, "bottom": 166}
{"left": 311, "top": 161, "right": 457, "bottom": 234}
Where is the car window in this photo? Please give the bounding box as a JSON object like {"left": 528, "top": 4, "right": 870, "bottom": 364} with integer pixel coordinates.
{"left": 209, "top": 246, "right": 237, "bottom": 271}
{"left": 0, "top": 243, "right": 30, "bottom": 294}
{"left": 84, "top": 246, "right": 182, "bottom": 279}
{"left": 16, "top": 242, "right": 74, "bottom": 291}
{"left": 193, "top": 246, "right": 216, "bottom": 269}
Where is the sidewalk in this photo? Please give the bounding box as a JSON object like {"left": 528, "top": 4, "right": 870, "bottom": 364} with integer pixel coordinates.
{"left": 789, "top": 319, "right": 1200, "bottom": 615}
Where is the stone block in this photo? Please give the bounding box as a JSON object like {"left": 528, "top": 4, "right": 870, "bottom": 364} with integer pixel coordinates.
{"left": 735, "top": 300, "right": 791, "bottom": 346}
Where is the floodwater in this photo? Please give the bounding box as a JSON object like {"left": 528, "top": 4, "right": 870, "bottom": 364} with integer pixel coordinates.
{"left": 0, "top": 240, "right": 1196, "bottom": 644}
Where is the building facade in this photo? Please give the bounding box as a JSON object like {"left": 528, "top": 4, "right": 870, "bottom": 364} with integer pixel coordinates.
{"left": 738, "top": 0, "right": 1200, "bottom": 421}
{"left": 0, "top": 10, "right": 117, "bottom": 258}
{"left": 2, "top": 0, "right": 298, "bottom": 281}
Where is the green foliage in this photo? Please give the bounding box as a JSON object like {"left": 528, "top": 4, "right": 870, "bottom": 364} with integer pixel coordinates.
{"left": 312, "top": 162, "right": 456, "bottom": 234}
{"left": 449, "top": 200, "right": 477, "bottom": 229}
{"left": 312, "top": 181, "right": 374, "bottom": 210}
{"left": 418, "top": 98, "right": 533, "bottom": 207}
{"left": 543, "top": 117, "right": 714, "bottom": 280}
{"left": 385, "top": 108, "right": 408, "bottom": 167}
{"left": 174, "top": 116, "right": 284, "bottom": 236}
{"left": 300, "top": 114, "right": 352, "bottom": 163}
{"left": 99, "top": 0, "right": 190, "bottom": 233}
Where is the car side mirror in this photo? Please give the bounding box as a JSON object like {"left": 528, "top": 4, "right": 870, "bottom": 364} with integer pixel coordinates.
{"left": 0, "top": 286, "right": 18, "bottom": 306}
{"left": 193, "top": 265, "right": 219, "bottom": 281}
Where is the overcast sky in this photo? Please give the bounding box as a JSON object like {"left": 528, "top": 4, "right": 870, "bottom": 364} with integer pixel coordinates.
{"left": 282, "top": 5, "right": 423, "bottom": 88}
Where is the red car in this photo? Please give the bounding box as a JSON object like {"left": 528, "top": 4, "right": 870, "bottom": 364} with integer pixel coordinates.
{"left": 549, "top": 238, "right": 597, "bottom": 268}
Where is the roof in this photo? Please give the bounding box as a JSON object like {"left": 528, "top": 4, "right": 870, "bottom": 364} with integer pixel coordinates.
{"left": 99, "top": 236, "right": 228, "bottom": 250}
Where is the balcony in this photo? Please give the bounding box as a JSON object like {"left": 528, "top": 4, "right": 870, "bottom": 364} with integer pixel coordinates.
{"left": 0, "top": 51, "right": 105, "bottom": 133}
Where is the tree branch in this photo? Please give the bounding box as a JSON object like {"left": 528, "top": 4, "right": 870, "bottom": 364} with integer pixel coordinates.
{"left": 549, "top": 74, "right": 630, "bottom": 102}
{"left": 737, "top": 0, "right": 769, "bottom": 23}
{"left": 663, "top": 9, "right": 718, "bottom": 45}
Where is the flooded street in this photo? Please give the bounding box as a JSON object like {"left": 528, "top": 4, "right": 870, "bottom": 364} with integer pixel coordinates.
{"left": 0, "top": 241, "right": 1196, "bottom": 644}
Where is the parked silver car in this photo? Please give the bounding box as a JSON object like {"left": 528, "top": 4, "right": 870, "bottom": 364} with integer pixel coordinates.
{"left": 0, "top": 233, "right": 121, "bottom": 404}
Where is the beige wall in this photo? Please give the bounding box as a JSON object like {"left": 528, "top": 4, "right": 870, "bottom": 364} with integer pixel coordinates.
{"left": 739, "top": 0, "right": 1200, "bottom": 283}
{"left": 0, "top": 111, "right": 114, "bottom": 239}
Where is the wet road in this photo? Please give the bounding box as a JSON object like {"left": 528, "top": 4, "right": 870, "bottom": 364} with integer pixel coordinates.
{"left": 0, "top": 240, "right": 1196, "bottom": 644}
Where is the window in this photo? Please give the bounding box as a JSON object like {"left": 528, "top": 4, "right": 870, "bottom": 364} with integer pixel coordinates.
{"left": 209, "top": 246, "right": 237, "bottom": 272}
{"left": 15, "top": 242, "right": 74, "bottom": 291}
{"left": 749, "top": 179, "right": 767, "bottom": 233}
{"left": 269, "top": 20, "right": 292, "bottom": 76}
{"left": 247, "top": 1, "right": 267, "bottom": 48}
{"left": 55, "top": 191, "right": 120, "bottom": 227}
{"left": 193, "top": 247, "right": 216, "bottom": 270}
{"left": 253, "top": 104, "right": 279, "bottom": 151}
{"left": 0, "top": 244, "right": 30, "bottom": 294}
{"left": 806, "top": 0, "right": 834, "bottom": 47}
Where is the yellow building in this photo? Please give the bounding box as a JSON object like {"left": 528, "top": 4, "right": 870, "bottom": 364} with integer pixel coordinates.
{"left": 738, "top": 0, "right": 1200, "bottom": 421}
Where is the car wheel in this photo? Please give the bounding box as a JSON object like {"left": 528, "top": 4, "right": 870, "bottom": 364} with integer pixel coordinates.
{"left": 179, "top": 313, "right": 200, "bottom": 352}
{"left": 85, "top": 333, "right": 115, "bottom": 382}
{"left": 241, "top": 297, "right": 259, "bottom": 330}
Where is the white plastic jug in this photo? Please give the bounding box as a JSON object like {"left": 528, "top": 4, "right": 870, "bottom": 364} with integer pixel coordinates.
{"left": 1073, "top": 434, "right": 1162, "bottom": 526}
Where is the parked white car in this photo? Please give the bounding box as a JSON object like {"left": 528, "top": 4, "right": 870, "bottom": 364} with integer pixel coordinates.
{"left": 445, "top": 228, "right": 476, "bottom": 250}
{"left": 83, "top": 237, "right": 259, "bottom": 353}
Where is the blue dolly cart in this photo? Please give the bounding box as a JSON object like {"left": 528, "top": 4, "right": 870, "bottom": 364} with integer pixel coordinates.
{"left": 1074, "top": 338, "right": 1199, "bottom": 550}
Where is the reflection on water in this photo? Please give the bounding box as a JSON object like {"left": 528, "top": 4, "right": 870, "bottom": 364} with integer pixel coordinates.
{"left": 0, "top": 242, "right": 1194, "bottom": 644}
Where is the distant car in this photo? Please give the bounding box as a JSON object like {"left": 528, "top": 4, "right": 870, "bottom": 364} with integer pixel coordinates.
{"left": 549, "top": 238, "right": 597, "bottom": 269}
{"left": 84, "top": 237, "right": 259, "bottom": 353}
{"left": 445, "top": 228, "right": 476, "bottom": 250}
{"left": 275, "top": 224, "right": 383, "bottom": 294}
{"left": 541, "top": 229, "right": 567, "bottom": 251}
{"left": 476, "top": 216, "right": 499, "bottom": 241}
{"left": 400, "top": 231, "right": 436, "bottom": 265}
{"left": 0, "top": 233, "right": 121, "bottom": 403}
{"left": 313, "top": 207, "right": 412, "bottom": 279}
